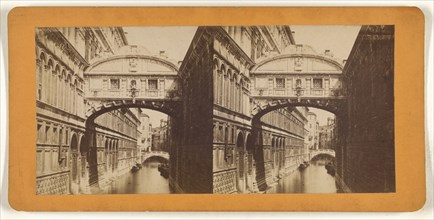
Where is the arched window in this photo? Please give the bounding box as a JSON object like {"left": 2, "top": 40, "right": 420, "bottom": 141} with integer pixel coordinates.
{"left": 57, "top": 69, "right": 63, "bottom": 109}
{"left": 236, "top": 132, "right": 245, "bottom": 180}
{"left": 234, "top": 74, "right": 239, "bottom": 112}
{"left": 60, "top": 70, "right": 66, "bottom": 110}
{"left": 224, "top": 70, "right": 230, "bottom": 107}
{"left": 70, "top": 133, "right": 78, "bottom": 180}
{"left": 46, "top": 59, "right": 54, "bottom": 104}
{"left": 219, "top": 64, "right": 226, "bottom": 105}
{"left": 230, "top": 72, "right": 235, "bottom": 110}
{"left": 69, "top": 77, "right": 74, "bottom": 114}
{"left": 227, "top": 69, "right": 232, "bottom": 108}
{"left": 130, "top": 79, "right": 137, "bottom": 89}
{"left": 66, "top": 74, "right": 72, "bottom": 112}
{"left": 296, "top": 79, "right": 302, "bottom": 88}
{"left": 54, "top": 65, "right": 60, "bottom": 107}
{"left": 213, "top": 59, "right": 219, "bottom": 104}
{"left": 73, "top": 79, "right": 77, "bottom": 114}
{"left": 37, "top": 53, "right": 46, "bottom": 101}
{"left": 239, "top": 78, "right": 244, "bottom": 113}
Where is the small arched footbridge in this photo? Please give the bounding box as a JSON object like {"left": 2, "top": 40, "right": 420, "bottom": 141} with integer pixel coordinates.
{"left": 310, "top": 149, "right": 335, "bottom": 160}
{"left": 142, "top": 151, "right": 170, "bottom": 163}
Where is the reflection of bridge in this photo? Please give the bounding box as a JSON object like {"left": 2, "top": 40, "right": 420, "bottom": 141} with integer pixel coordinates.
{"left": 142, "top": 151, "right": 170, "bottom": 162}
{"left": 310, "top": 149, "right": 335, "bottom": 160}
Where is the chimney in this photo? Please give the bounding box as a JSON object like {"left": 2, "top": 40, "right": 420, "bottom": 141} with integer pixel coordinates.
{"left": 159, "top": 50, "right": 168, "bottom": 58}
{"left": 324, "top": 49, "right": 333, "bottom": 57}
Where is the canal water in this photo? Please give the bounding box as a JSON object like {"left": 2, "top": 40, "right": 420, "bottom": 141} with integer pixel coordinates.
{"left": 266, "top": 159, "right": 338, "bottom": 194}
{"left": 99, "top": 159, "right": 335, "bottom": 194}
{"left": 103, "top": 160, "right": 171, "bottom": 194}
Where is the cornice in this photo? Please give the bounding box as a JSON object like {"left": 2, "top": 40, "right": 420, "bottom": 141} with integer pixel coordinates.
{"left": 85, "top": 54, "right": 179, "bottom": 73}
{"left": 212, "top": 27, "right": 255, "bottom": 68}
{"left": 39, "top": 27, "right": 89, "bottom": 69}
{"left": 251, "top": 53, "right": 344, "bottom": 73}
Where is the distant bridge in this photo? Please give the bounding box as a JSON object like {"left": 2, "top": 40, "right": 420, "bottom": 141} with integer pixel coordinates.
{"left": 310, "top": 149, "right": 335, "bottom": 160}
{"left": 142, "top": 151, "right": 170, "bottom": 162}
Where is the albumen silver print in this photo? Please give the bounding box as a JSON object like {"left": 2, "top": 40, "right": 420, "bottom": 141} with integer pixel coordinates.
{"left": 35, "top": 25, "right": 395, "bottom": 195}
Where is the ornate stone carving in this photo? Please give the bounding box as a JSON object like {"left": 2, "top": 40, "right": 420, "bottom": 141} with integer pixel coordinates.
{"left": 128, "top": 58, "right": 138, "bottom": 72}
{"left": 294, "top": 56, "right": 303, "bottom": 71}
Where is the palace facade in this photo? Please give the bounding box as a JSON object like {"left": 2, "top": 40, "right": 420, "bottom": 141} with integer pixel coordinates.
{"left": 35, "top": 27, "right": 141, "bottom": 194}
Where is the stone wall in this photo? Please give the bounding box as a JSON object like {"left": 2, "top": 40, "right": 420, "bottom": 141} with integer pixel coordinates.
{"left": 173, "top": 27, "right": 215, "bottom": 193}
{"left": 340, "top": 25, "right": 395, "bottom": 192}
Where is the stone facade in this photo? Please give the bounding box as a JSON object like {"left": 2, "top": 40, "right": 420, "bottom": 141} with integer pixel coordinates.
{"left": 92, "top": 108, "right": 141, "bottom": 187}
{"left": 337, "top": 25, "right": 395, "bottom": 192}
{"left": 137, "top": 112, "right": 152, "bottom": 157}
{"left": 306, "top": 112, "right": 320, "bottom": 150}
{"left": 151, "top": 119, "right": 169, "bottom": 152}
{"left": 255, "top": 108, "right": 307, "bottom": 189}
{"left": 82, "top": 44, "right": 181, "bottom": 191}
{"left": 35, "top": 27, "right": 143, "bottom": 195}
{"left": 318, "top": 117, "right": 335, "bottom": 150}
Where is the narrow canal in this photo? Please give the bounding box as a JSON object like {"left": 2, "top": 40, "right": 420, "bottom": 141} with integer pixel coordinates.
{"left": 104, "top": 158, "right": 171, "bottom": 194}
{"left": 266, "top": 159, "right": 338, "bottom": 194}
{"left": 99, "top": 158, "right": 335, "bottom": 194}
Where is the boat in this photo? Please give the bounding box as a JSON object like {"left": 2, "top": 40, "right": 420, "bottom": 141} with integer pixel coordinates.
{"left": 131, "top": 165, "right": 140, "bottom": 172}
{"left": 325, "top": 162, "right": 336, "bottom": 176}
{"left": 158, "top": 163, "right": 170, "bottom": 178}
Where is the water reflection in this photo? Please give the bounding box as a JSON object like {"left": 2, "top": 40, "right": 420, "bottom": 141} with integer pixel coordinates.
{"left": 267, "top": 159, "right": 337, "bottom": 194}
{"left": 103, "top": 160, "right": 171, "bottom": 194}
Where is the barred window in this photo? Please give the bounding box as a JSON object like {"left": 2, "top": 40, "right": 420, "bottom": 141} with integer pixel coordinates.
{"left": 110, "top": 79, "right": 120, "bottom": 89}
{"left": 313, "top": 79, "right": 323, "bottom": 89}
{"left": 276, "top": 78, "right": 285, "bottom": 89}
{"left": 148, "top": 79, "right": 158, "bottom": 90}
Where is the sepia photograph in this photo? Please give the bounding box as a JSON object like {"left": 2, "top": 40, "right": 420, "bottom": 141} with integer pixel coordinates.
{"left": 35, "top": 25, "right": 395, "bottom": 195}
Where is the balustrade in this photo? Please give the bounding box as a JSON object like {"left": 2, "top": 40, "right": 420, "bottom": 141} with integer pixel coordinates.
{"left": 252, "top": 86, "right": 344, "bottom": 98}
{"left": 88, "top": 88, "right": 174, "bottom": 99}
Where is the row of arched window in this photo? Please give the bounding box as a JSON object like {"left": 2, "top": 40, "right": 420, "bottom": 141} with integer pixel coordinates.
{"left": 213, "top": 121, "right": 236, "bottom": 145}
{"left": 261, "top": 130, "right": 304, "bottom": 149}
{"left": 94, "top": 110, "right": 138, "bottom": 139}
{"left": 263, "top": 135, "right": 304, "bottom": 162}
{"left": 213, "top": 123, "right": 253, "bottom": 171}
{"left": 36, "top": 119, "right": 81, "bottom": 176}
{"left": 213, "top": 57, "right": 250, "bottom": 115}
{"left": 36, "top": 49, "right": 84, "bottom": 116}
{"left": 271, "top": 136, "right": 286, "bottom": 150}
{"left": 261, "top": 109, "right": 305, "bottom": 137}
{"left": 95, "top": 133, "right": 138, "bottom": 173}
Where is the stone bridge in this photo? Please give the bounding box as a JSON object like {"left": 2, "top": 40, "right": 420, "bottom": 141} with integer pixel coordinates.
{"left": 249, "top": 45, "right": 347, "bottom": 119}
{"left": 310, "top": 149, "right": 336, "bottom": 160}
{"left": 84, "top": 45, "right": 182, "bottom": 124}
{"left": 142, "top": 151, "right": 170, "bottom": 163}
